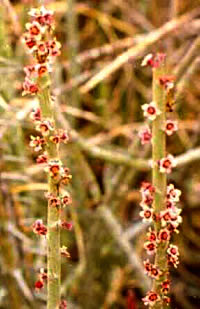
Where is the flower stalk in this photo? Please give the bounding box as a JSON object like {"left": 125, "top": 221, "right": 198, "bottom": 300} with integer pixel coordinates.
{"left": 140, "top": 54, "right": 182, "bottom": 308}
{"left": 38, "top": 77, "right": 61, "bottom": 309}
{"left": 22, "top": 6, "right": 71, "bottom": 309}
{"left": 151, "top": 60, "right": 168, "bottom": 308}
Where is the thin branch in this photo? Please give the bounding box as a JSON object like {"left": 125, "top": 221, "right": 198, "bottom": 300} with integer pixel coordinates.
{"left": 98, "top": 205, "right": 151, "bottom": 293}
{"left": 174, "top": 36, "right": 200, "bottom": 84}
{"left": 79, "top": 8, "right": 200, "bottom": 93}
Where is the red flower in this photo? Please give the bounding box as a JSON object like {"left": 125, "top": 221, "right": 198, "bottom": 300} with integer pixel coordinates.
{"left": 22, "top": 34, "right": 37, "bottom": 52}
{"left": 58, "top": 129, "right": 69, "bottom": 143}
{"left": 36, "top": 119, "right": 54, "bottom": 136}
{"left": 158, "top": 154, "right": 176, "bottom": 174}
{"left": 139, "top": 207, "right": 153, "bottom": 222}
{"left": 147, "top": 228, "right": 157, "bottom": 242}
{"left": 161, "top": 279, "right": 170, "bottom": 294}
{"left": 142, "top": 291, "right": 160, "bottom": 306}
{"left": 140, "top": 194, "right": 153, "bottom": 208}
{"left": 36, "top": 153, "right": 48, "bottom": 164}
{"left": 167, "top": 244, "right": 179, "bottom": 257}
{"left": 61, "top": 168, "right": 72, "bottom": 185}
{"left": 39, "top": 268, "right": 48, "bottom": 281}
{"left": 61, "top": 194, "right": 72, "bottom": 206}
{"left": 164, "top": 120, "right": 178, "bottom": 136}
{"left": 159, "top": 75, "right": 175, "bottom": 90}
{"left": 150, "top": 266, "right": 161, "bottom": 279}
{"left": 138, "top": 126, "right": 152, "bottom": 145}
{"left": 45, "top": 39, "right": 61, "bottom": 61}
{"left": 158, "top": 228, "right": 171, "bottom": 242}
{"left": 24, "top": 65, "right": 37, "bottom": 78}
{"left": 46, "top": 160, "right": 62, "bottom": 178}
{"left": 61, "top": 221, "right": 73, "bottom": 231}
{"left": 50, "top": 135, "right": 60, "bottom": 144}
{"left": 29, "top": 135, "right": 45, "bottom": 152}
{"left": 141, "top": 53, "right": 166, "bottom": 68}
{"left": 37, "top": 41, "right": 49, "bottom": 55}
{"left": 144, "top": 241, "right": 156, "bottom": 255}
{"left": 167, "top": 184, "right": 181, "bottom": 202}
{"left": 140, "top": 181, "right": 155, "bottom": 195}
{"left": 36, "top": 63, "right": 50, "bottom": 76}
{"left": 26, "top": 21, "right": 43, "bottom": 38}
{"left": 32, "top": 219, "right": 47, "bottom": 236}
{"left": 59, "top": 300, "right": 67, "bottom": 309}
{"left": 30, "top": 107, "right": 41, "bottom": 122}
{"left": 22, "top": 78, "right": 39, "bottom": 96}
{"left": 142, "top": 101, "right": 161, "bottom": 121}
{"left": 143, "top": 259, "right": 152, "bottom": 276}
{"left": 34, "top": 279, "right": 44, "bottom": 290}
{"left": 49, "top": 196, "right": 61, "bottom": 208}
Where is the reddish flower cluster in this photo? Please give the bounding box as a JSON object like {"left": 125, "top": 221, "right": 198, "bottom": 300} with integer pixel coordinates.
{"left": 140, "top": 181, "right": 182, "bottom": 305}
{"left": 141, "top": 53, "right": 166, "bottom": 68}
{"left": 138, "top": 126, "right": 152, "bottom": 145}
{"left": 34, "top": 268, "right": 48, "bottom": 291}
{"left": 140, "top": 181, "right": 155, "bottom": 223}
{"left": 59, "top": 300, "right": 67, "bottom": 309}
{"left": 142, "top": 290, "right": 160, "bottom": 306}
{"left": 141, "top": 54, "right": 182, "bottom": 306}
{"left": 22, "top": 6, "right": 61, "bottom": 96}
{"left": 32, "top": 219, "right": 47, "bottom": 236}
{"left": 159, "top": 75, "right": 175, "bottom": 90}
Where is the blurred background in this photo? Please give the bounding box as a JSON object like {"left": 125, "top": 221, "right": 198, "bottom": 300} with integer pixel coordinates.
{"left": 1, "top": 0, "right": 200, "bottom": 308}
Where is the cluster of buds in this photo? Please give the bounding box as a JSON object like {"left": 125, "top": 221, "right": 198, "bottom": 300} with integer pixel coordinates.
{"left": 140, "top": 181, "right": 182, "bottom": 305}
{"left": 44, "top": 160, "right": 72, "bottom": 185}
{"left": 141, "top": 182, "right": 182, "bottom": 255}
{"left": 140, "top": 53, "right": 182, "bottom": 306}
{"left": 22, "top": 6, "right": 61, "bottom": 96}
{"left": 34, "top": 268, "right": 48, "bottom": 291}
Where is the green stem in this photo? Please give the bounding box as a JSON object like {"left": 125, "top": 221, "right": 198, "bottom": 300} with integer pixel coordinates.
{"left": 37, "top": 76, "right": 61, "bottom": 309}
{"left": 151, "top": 65, "right": 169, "bottom": 309}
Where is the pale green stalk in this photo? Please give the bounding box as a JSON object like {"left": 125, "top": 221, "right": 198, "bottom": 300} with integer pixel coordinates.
{"left": 38, "top": 76, "right": 61, "bottom": 309}
{"left": 151, "top": 65, "right": 169, "bottom": 309}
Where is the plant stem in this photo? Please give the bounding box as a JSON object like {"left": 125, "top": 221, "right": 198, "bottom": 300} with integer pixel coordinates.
{"left": 151, "top": 65, "right": 169, "bottom": 309}
{"left": 38, "top": 76, "right": 61, "bottom": 309}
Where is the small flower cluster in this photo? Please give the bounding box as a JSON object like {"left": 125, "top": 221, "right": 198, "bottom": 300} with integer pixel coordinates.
{"left": 141, "top": 182, "right": 182, "bottom": 254}
{"left": 22, "top": 6, "right": 61, "bottom": 96}
{"left": 59, "top": 300, "right": 67, "bottom": 309}
{"left": 139, "top": 55, "right": 178, "bottom": 147}
{"left": 139, "top": 100, "right": 178, "bottom": 151}
{"left": 29, "top": 107, "right": 73, "bottom": 230}
{"left": 32, "top": 219, "right": 47, "bottom": 236}
{"left": 34, "top": 268, "right": 47, "bottom": 291}
{"left": 141, "top": 53, "right": 166, "bottom": 68}
{"left": 140, "top": 181, "right": 182, "bottom": 305}
{"left": 140, "top": 53, "right": 182, "bottom": 306}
